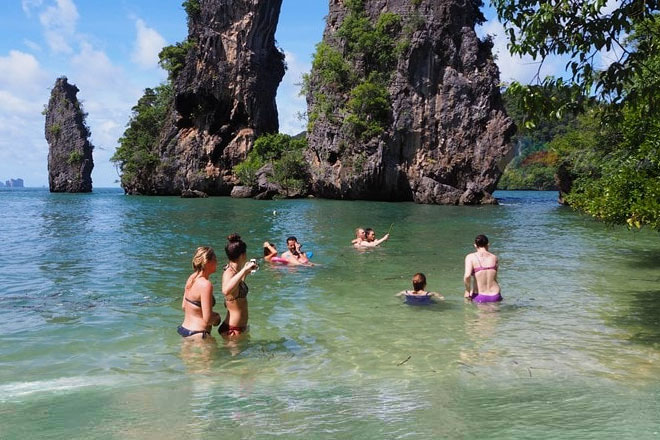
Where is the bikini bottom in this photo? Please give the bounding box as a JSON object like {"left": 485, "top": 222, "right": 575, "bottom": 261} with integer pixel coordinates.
{"left": 219, "top": 321, "right": 247, "bottom": 336}
{"left": 470, "top": 293, "right": 503, "bottom": 303}
{"left": 177, "top": 325, "right": 210, "bottom": 339}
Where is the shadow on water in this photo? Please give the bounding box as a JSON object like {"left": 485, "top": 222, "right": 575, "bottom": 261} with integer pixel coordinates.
{"left": 624, "top": 249, "right": 660, "bottom": 270}
{"left": 610, "top": 290, "right": 660, "bottom": 345}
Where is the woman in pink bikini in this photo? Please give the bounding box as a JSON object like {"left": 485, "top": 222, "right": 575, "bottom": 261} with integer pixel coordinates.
{"left": 464, "top": 235, "right": 502, "bottom": 303}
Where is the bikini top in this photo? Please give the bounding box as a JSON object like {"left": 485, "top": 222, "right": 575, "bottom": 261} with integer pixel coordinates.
{"left": 472, "top": 254, "right": 497, "bottom": 274}
{"left": 224, "top": 265, "right": 249, "bottom": 300}
{"left": 185, "top": 295, "right": 216, "bottom": 308}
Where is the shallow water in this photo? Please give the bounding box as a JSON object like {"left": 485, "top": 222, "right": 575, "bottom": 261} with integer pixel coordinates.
{"left": 0, "top": 188, "right": 659, "bottom": 439}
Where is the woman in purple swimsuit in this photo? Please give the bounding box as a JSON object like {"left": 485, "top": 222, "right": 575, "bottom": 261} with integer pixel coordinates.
{"left": 464, "top": 235, "right": 502, "bottom": 303}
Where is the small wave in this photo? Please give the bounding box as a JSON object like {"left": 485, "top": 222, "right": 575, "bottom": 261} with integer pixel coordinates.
{"left": 0, "top": 375, "right": 124, "bottom": 402}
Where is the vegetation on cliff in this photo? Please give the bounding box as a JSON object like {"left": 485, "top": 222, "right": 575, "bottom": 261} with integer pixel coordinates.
{"left": 304, "top": 0, "right": 406, "bottom": 139}
{"left": 234, "top": 133, "right": 308, "bottom": 194}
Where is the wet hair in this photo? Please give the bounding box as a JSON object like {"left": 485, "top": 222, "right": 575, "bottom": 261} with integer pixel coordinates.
{"left": 192, "top": 246, "right": 216, "bottom": 272}
{"left": 412, "top": 273, "right": 426, "bottom": 291}
{"left": 286, "top": 236, "right": 298, "bottom": 244}
{"left": 364, "top": 228, "right": 374, "bottom": 236}
{"left": 355, "top": 227, "right": 364, "bottom": 237}
{"left": 263, "top": 241, "right": 276, "bottom": 256}
{"left": 474, "top": 234, "right": 489, "bottom": 248}
{"left": 225, "top": 233, "right": 247, "bottom": 261}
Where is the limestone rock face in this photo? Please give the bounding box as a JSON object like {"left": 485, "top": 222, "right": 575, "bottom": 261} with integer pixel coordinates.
{"left": 305, "top": 0, "right": 515, "bottom": 204}
{"left": 45, "top": 77, "right": 94, "bottom": 193}
{"left": 125, "top": 0, "right": 285, "bottom": 195}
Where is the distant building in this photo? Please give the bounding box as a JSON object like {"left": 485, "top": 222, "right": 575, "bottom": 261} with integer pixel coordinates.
{"left": 5, "top": 179, "right": 24, "bottom": 188}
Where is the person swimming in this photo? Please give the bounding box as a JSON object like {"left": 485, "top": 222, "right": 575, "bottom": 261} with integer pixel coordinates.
{"left": 396, "top": 273, "right": 444, "bottom": 304}
{"left": 351, "top": 227, "right": 366, "bottom": 246}
{"left": 178, "top": 246, "right": 222, "bottom": 340}
{"left": 281, "top": 236, "right": 313, "bottom": 266}
{"left": 464, "top": 234, "right": 502, "bottom": 303}
{"left": 263, "top": 241, "right": 278, "bottom": 262}
{"left": 357, "top": 228, "right": 389, "bottom": 248}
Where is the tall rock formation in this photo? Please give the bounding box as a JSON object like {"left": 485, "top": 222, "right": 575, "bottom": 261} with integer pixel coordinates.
{"left": 122, "top": 0, "right": 285, "bottom": 195}
{"left": 45, "top": 77, "right": 94, "bottom": 193}
{"left": 305, "top": 0, "right": 515, "bottom": 204}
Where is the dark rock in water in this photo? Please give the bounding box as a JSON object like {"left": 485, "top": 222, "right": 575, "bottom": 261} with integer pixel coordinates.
{"left": 230, "top": 185, "right": 255, "bottom": 198}
{"left": 123, "top": 0, "right": 285, "bottom": 195}
{"left": 555, "top": 162, "right": 574, "bottom": 205}
{"left": 45, "top": 77, "right": 94, "bottom": 193}
{"left": 181, "top": 189, "right": 208, "bottom": 198}
{"left": 305, "top": 0, "right": 514, "bottom": 205}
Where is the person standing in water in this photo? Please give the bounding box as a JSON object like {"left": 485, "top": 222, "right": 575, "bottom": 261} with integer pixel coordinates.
{"left": 178, "top": 246, "right": 221, "bottom": 340}
{"left": 464, "top": 235, "right": 502, "bottom": 302}
{"left": 220, "top": 234, "right": 257, "bottom": 337}
{"left": 263, "top": 241, "right": 278, "bottom": 262}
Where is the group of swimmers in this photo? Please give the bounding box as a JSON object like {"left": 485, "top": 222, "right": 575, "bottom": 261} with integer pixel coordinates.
{"left": 177, "top": 232, "right": 501, "bottom": 341}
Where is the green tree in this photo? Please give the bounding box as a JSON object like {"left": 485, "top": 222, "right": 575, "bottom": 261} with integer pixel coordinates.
{"left": 494, "top": 0, "right": 660, "bottom": 123}
{"left": 158, "top": 40, "right": 194, "bottom": 81}
{"left": 111, "top": 84, "right": 173, "bottom": 188}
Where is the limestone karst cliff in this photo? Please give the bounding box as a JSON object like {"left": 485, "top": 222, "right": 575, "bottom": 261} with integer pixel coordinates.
{"left": 45, "top": 77, "right": 94, "bottom": 193}
{"left": 305, "top": 0, "right": 515, "bottom": 204}
{"left": 119, "top": 0, "right": 285, "bottom": 195}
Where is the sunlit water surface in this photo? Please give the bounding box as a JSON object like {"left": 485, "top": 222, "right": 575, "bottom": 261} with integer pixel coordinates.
{"left": 0, "top": 188, "right": 659, "bottom": 439}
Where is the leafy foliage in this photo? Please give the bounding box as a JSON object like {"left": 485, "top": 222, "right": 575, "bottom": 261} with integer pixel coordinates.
{"left": 493, "top": 1, "right": 660, "bottom": 124}
{"left": 233, "top": 134, "right": 308, "bottom": 193}
{"left": 67, "top": 150, "right": 83, "bottom": 165}
{"left": 158, "top": 40, "right": 194, "bottom": 81}
{"left": 182, "top": 0, "right": 201, "bottom": 21}
{"left": 111, "top": 84, "right": 173, "bottom": 188}
{"left": 305, "top": 1, "right": 414, "bottom": 139}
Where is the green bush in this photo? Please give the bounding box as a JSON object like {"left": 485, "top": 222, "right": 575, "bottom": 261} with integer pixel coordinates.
{"left": 111, "top": 83, "right": 173, "bottom": 188}
{"left": 67, "top": 150, "right": 83, "bottom": 165}
{"left": 158, "top": 40, "right": 194, "bottom": 81}
{"left": 233, "top": 134, "right": 308, "bottom": 192}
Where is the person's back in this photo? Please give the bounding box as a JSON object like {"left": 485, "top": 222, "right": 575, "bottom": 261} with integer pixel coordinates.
{"left": 469, "top": 251, "right": 499, "bottom": 294}
{"left": 464, "top": 235, "right": 501, "bottom": 302}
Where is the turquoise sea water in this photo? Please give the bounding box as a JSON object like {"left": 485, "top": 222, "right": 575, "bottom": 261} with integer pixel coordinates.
{"left": 0, "top": 188, "right": 659, "bottom": 439}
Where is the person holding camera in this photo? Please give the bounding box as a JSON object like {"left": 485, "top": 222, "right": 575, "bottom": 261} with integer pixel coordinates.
{"left": 219, "top": 233, "right": 258, "bottom": 337}
{"left": 281, "top": 236, "right": 312, "bottom": 266}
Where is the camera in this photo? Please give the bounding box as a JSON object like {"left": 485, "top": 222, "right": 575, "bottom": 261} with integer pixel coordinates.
{"left": 249, "top": 258, "right": 259, "bottom": 273}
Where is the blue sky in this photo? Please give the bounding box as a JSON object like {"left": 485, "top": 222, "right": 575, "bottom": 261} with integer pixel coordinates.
{"left": 0, "top": 0, "right": 596, "bottom": 187}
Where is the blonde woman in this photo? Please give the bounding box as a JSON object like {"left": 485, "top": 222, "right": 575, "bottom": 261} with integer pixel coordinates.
{"left": 178, "top": 246, "right": 221, "bottom": 340}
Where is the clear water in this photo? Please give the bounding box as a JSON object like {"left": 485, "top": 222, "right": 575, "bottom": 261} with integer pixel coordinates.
{"left": 0, "top": 188, "right": 659, "bottom": 439}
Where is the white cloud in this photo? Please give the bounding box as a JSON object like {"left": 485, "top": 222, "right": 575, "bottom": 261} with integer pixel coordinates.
{"left": 21, "top": 0, "right": 44, "bottom": 16}
{"left": 71, "top": 42, "right": 125, "bottom": 89}
{"left": 477, "top": 19, "right": 561, "bottom": 84}
{"left": 24, "top": 39, "right": 43, "bottom": 52}
{"left": 0, "top": 50, "right": 49, "bottom": 96}
{"left": 39, "top": 0, "right": 79, "bottom": 53}
{"left": 131, "top": 18, "right": 167, "bottom": 70}
{"left": 276, "top": 51, "right": 309, "bottom": 135}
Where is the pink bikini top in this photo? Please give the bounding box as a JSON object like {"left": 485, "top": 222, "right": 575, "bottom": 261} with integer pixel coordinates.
{"left": 472, "top": 254, "right": 497, "bottom": 274}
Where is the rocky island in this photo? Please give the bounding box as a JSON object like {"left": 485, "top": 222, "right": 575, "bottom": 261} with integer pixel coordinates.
{"left": 45, "top": 77, "right": 94, "bottom": 193}
{"left": 113, "top": 0, "right": 513, "bottom": 204}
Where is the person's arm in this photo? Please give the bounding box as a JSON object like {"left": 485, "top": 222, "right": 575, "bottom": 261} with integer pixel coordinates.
{"left": 464, "top": 255, "right": 473, "bottom": 298}
{"left": 373, "top": 233, "right": 390, "bottom": 246}
{"left": 200, "top": 281, "right": 219, "bottom": 329}
{"left": 222, "top": 262, "right": 256, "bottom": 297}
{"left": 430, "top": 292, "right": 445, "bottom": 300}
{"left": 263, "top": 242, "right": 277, "bottom": 262}
{"left": 395, "top": 290, "right": 407, "bottom": 297}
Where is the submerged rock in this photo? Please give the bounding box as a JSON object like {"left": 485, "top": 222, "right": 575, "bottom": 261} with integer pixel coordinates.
{"left": 45, "top": 77, "right": 94, "bottom": 193}
{"left": 123, "top": 0, "right": 285, "bottom": 195}
{"left": 305, "top": 0, "right": 515, "bottom": 204}
{"left": 181, "top": 189, "right": 208, "bottom": 198}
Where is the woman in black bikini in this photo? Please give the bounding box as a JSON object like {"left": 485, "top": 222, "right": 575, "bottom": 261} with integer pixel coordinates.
{"left": 178, "top": 246, "right": 222, "bottom": 340}
{"left": 220, "top": 234, "right": 257, "bottom": 338}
